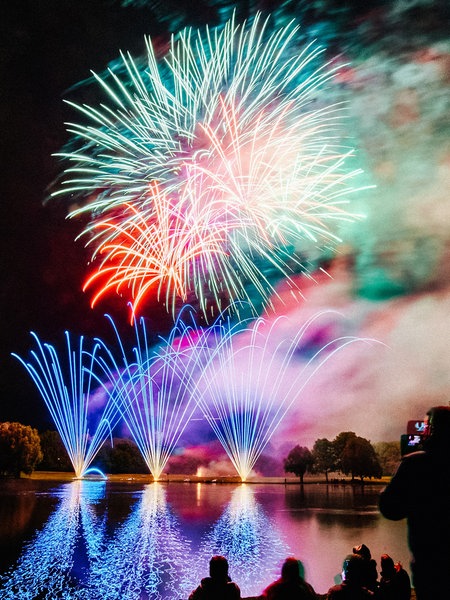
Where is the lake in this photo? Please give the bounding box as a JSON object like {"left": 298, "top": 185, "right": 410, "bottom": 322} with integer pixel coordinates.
{"left": 0, "top": 478, "right": 411, "bottom": 598}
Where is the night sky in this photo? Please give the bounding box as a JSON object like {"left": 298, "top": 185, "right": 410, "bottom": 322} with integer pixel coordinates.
{"left": 1, "top": 1, "right": 449, "bottom": 457}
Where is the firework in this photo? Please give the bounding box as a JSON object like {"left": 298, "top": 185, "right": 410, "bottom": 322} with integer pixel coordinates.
{"left": 196, "top": 311, "right": 379, "bottom": 481}
{"left": 82, "top": 181, "right": 234, "bottom": 320}
{"left": 12, "top": 332, "right": 119, "bottom": 479}
{"left": 53, "top": 13, "right": 366, "bottom": 320}
{"left": 93, "top": 307, "right": 217, "bottom": 480}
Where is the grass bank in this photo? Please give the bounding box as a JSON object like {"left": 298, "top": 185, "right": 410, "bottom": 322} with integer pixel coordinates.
{"left": 27, "top": 471, "right": 390, "bottom": 485}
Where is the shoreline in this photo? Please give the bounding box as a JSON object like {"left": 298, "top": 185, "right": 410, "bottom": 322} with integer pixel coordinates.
{"left": 26, "top": 471, "right": 390, "bottom": 485}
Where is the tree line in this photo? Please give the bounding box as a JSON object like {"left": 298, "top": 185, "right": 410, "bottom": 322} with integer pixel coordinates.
{"left": 0, "top": 421, "right": 400, "bottom": 479}
{"left": 284, "top": 432, "right": 401, "bottom": 483}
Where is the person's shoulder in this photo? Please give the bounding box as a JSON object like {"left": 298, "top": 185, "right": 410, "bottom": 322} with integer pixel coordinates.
{"left": 226, "top": 580, "right": 241, "bottom": 599}
{"left": 196, "top": 577, "right": 212, "bottom": 591}
{"left": 326, "top": 583, "right": 343, "bottom": 596}
{"left": 188, "top": 583, "right": 205, "bottom": 600}
{"left": 261, "top": 578, "right": 283, "bottom": 598}
{"left": 301, "top": 581, "right": 317, "bottom": 597}
{"left": 392, "top": 450, "right": 429, "bottom": 474}
{"left": 228, "top": 580, "right": 240, "bottom": 589}
{"left": 262, "top": 579, "right": 281, "bottom": 594}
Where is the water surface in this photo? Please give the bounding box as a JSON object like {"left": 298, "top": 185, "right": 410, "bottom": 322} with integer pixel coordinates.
{"left": 0, "top": 479, "right": 411, "bottom": 598}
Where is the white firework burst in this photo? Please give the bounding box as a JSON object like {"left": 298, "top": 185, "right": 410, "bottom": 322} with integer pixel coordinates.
{"left": 52, "top": 13, "right": 367, "bottom": 320}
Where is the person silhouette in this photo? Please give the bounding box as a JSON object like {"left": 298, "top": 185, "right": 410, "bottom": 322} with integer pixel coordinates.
{"left": 352, "top": 544, "right": 378, "bottom": 593}
{"left": 326, "top": 553, "right": 375, "bottom": 598}
{"left": 188, "top": 555, "right": 241, "bottom": 600}
{"left": 379, "top": 405, "right": 450, "bottom": 600}
{"left": 260, "top": 556, "right": 317, "bottom": 599}
{"left": 377, "top": 554, "right": 411, "bottom": 600}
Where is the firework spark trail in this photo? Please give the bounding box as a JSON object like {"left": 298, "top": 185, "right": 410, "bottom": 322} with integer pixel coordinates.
{"left": 12, "top": 333, "right": 120, "bottom": 479}
{"left": 82, "top": 183, "right": 235, "bottom": 320}
{"left": 92, "top": 307, "right": 225, "bottom": 480}
{"left": 195, "top": 311, "right": 382, "bottom": 481}
{"left": 52, "top": 13, "right": 368, "bottom": 320}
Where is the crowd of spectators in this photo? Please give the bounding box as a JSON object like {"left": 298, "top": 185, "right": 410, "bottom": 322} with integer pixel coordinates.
{"left": 188, "top": 550, "right": 412, "bottom": 600}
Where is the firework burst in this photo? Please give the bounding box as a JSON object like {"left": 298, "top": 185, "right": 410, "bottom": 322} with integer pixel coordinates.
{"left": 82, "top": 182, "right": 233, "bottom": 320}
{"left": 53, "top": 13, "right": 366, "bottom": 320}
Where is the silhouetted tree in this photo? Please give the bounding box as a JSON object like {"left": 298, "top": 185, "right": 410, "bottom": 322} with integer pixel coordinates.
{"left": 96, "top": 438, "right": 148, "bottom": 474}
{"left": 311, "top": 438, "right": 337, "bottom": 482}
{"left": 373, "top": 441, "right": 401, "bottom": 476}
{"left": 38, "top": 430, "right": 72, "bottom": 471}
{"left": 340, "top": 435, "right": 382, "bottom": 482}
{"left": 284, "top": 445, "right": 313, "bottom": 483}
{"left": 0, "top": 422, "right": 43, "bottom": 477}
{"left": 332, "top": 431, "right": 357, "bottom": 473}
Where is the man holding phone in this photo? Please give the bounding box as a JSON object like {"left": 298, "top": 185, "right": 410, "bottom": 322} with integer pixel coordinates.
{"left": 379, "top": 406, "right": 450, "bottom": 600}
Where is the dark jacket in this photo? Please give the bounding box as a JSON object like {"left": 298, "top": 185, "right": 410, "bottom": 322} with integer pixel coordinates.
{"left": 188, "top": 576, "right": 241, "bottom": 600}
{"left": 377, "top": 565, "right": 411, "bottom": 600}
{"left": 326, "top": 581, "right": 374, "bottom": 599}
{"left": 262, "top": 576, "right": 317, "bottom": 599}
{"left": 379, "top": 449, "right": 450, "bottom": 562}
{"left": 379, "top": 446, "right": 450, "bottom": 599}
{"left": 358, "top": 559, "right": 378, "bottom": 593}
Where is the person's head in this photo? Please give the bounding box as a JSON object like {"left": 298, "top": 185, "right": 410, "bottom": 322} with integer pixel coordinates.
{"left": 352, "top": 543, "right": 371, "bottom": 561}
{"left": 209, "top": 555, "right": 229, "bottom": 580}
{"left": 424, "top": 406, "right": 450, "bottom": 448}
{"left": 342, "top": 554, "right": 365, "bottom": 584}
{"left": 380, "top": 554, "right": 395, "bottom": 578}
{"left": 281, "top": 557, "right": 305, "bottom": 582}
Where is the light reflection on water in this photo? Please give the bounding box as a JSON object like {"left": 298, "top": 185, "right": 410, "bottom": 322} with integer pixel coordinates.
{"left": 0, "top": 480, "right": 106, "bottom": 599}
{"left": 86, "top": 483, "right": 193, "bottom": 600}
{"left": 0, "top": 481, "right": 410, "bottom": 598}
{"left": 193, "top": 485, "right": 290, "bottom": 595}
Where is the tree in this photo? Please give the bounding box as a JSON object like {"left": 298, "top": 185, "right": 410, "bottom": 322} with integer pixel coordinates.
{"left": 340, "top": 436, "right": 382, "bottom": 482}
{"left": 332, "top": 431, "right": 357, "bottom": 473}
{"left": 373, "top": 441, "right": 401, "bottom": 476}
{"left": 38, "top": 430, "right": 72, "bottom": 471}
{"left": 311, "top": 438, "right": 337, "bottom": 483}
{"left": 284, "top": 445, "right": 313, "bottom": 483}
{"left": 0, "top": 422, "right": 43, "bottom": 477}
{"left": 96, "top": 438, "right": 148, "bottom": 474}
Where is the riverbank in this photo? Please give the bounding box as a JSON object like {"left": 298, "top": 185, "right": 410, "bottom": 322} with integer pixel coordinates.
{"left": 28, "top": 471, "right": 391, "bottom": 485}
